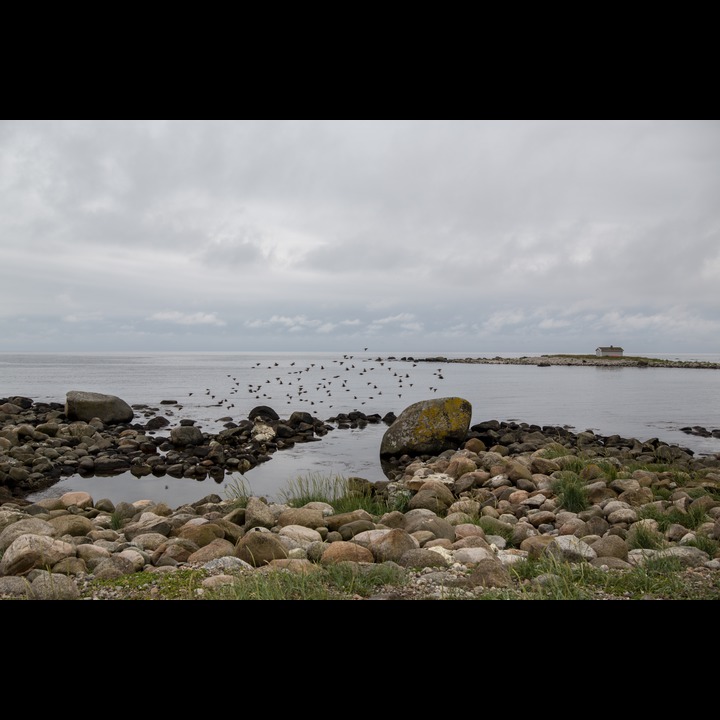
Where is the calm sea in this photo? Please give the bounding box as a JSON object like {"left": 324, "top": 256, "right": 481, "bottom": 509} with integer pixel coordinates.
{"left": 2, "top": 351, "right": 719, "bottom": 506}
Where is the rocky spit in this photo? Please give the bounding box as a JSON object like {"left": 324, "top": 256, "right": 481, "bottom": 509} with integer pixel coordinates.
{"left": 1, "top": 408, "right": 720, "bottom": 599}
{"left": 396, "top": 354, "right": 720, "bottom": 370}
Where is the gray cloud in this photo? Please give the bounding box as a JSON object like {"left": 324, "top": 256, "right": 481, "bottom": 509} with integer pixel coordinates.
{"left": 1, "top": 120, "right": 718, "bottom": 353}
{"left": 148, "top": 311, "right": 226, "bottom": 326}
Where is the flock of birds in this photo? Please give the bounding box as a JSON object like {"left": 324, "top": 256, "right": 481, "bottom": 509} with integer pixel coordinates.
{"left": 186, "top": 352, "right": 448, "bottom": 419}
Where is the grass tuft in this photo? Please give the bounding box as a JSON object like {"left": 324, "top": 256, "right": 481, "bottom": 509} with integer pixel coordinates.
{"left": 638, "top": 503, "right": 709, "bottom": 532}
{"left": 554, "top": 456, "right": 586, "bottom": 474}
{"left": 278, "top": 472, "right": 349, "bottom": 506}
{"left": 551, "top": 471, "right": 590, "bottom": 513}
{"left": 278, "top": 472, "right": 409, "bottom": 515}
{"left": 223, "top": 474, "right": 254, "bottom": 508}
{"left": 508, "top": 556, "right": 608, "bottom": 600}
{"left": 110, "top": 511, "right": 125, "bottom": 530}
{"left": 595, "top": 459, "right": 619, "bottom": 481}
{"left": 627, "top": 523, "right": 666, "bottom": 550}
{"left": 685, "top": 533, "right": 719, "bottom": 557}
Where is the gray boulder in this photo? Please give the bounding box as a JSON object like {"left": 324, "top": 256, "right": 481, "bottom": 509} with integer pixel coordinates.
{"left": 380, "top": 397, "right": 472, "bottom": 457}
{"left": 367, "top": 528, "right": 419, "bottom": 563}
{"left": 0, "top": 517, "right": 56, "bottom": 552}
{"left": 30, "top": 571, "right": 81, "bottom": 600}
{"left": 65, "top": 391, "right": 134, "bottom": 424}
{"left": 235, "top": 528, "right": 289, "bottom": 567}
{"left": 170, "top": 425, "right": 204, "bottom": 446}
{"left": 0, "top": 534, "right": 76, "bottom": 576}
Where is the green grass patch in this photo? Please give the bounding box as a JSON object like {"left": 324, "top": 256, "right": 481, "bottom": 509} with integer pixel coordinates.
{"left": 638, "top": 503, "right": 671, "bottom": 531}
{"left": 686, "top": 485, "right": 711, "bottom": 499}
{"left": 668, "top": 503, "right": 709, "bottom": 530}
{"left": 205, "top": 569, "right": 345, "bottom": 600}
{"left": 79, "top": 568, "right": 207, "bottom": 600}
{"left": 507, "top": 557, "right": 611, "bottom": 599}
{"left": 77, "top": 563, "right": 408, "bottom": 601}
{"left": 553, "top": 456, "right": 587, "bottom": 474}
{"left": 551, "top": 471, "right": 590, "bottom": 513}
{"left": 627, "top": 523, "right": 666, "bottom": 550}
{"left": 204, "top": 562, "right": 408, "bottom": 600}
{"left": 686, "top": 533, "right": 719, "bottom": 557}
{"left": 652, "top": 487, "right": 673, "bottom": 501}
{"left": 278, "top": 472, "right": 409, "bottom": 515}
{"left": 594, "top": 459, "right": 619, "bottom": 481}
{"left": 502, "top": 553, "right": 715, "bottom": 600}
{"left": 278, "top": 472, "right": 352, "bottom": 505}
{"left": 638, "top": 503, "right": 710, "bottom": 532}
{"left": 600, "top": 556, "right": 688, "bottom": 599}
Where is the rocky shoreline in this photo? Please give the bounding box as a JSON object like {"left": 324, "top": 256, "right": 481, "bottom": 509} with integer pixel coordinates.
{"left": 2, "top": 391, "right": 719, "bottom": 506}
{"left": 1, "top": 400, "right": 719, "bottom": 599}
{"left": 0, "top": 395, "right": 398, "bottom": 503}
{"left": 382, "top": 354, "right": 720, "bottom": 370}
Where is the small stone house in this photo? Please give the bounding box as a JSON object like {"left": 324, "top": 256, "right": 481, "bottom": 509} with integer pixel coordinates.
{"left": 596, "top": 345, "right": 624, "bottom": 357}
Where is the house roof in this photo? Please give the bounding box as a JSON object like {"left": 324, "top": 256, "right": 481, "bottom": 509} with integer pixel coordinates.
{"left": 596, "top": 346, "right": 624, "bottom": 351}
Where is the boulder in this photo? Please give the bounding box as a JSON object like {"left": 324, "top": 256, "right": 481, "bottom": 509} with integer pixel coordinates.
{"left": 65, "top": 391, "right": 134, "bottom": 424}
{"left": 0, "top": 403, "right": 23, "bottom": 415}
{"left": 380, "top": 397, "right": 472, "bottom": 457}
{"left": 0, "top": 534, "right": 76, "bottom": 576}
{"left": 235, "top": 528, "right": 289, "bottom": 567}
{"left": 248, "top": 405, "right": 280, "bottom": 422}
{"left": 170, "top": 425, "right": 204, "bottom": 446}
{"left": 367, "top": 528, "right": 418, "bottom": 563}
{"left": 320, "top": 541, "right": 374, "bottom": 565}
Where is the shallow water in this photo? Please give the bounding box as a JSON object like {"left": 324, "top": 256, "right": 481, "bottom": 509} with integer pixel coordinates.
{"left": 2, "top": 351, "right": 719, "bottom": 506}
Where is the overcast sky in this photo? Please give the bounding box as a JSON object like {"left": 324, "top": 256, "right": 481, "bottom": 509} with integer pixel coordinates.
{"left": 1, "top": 119, "right": 718, "bottom": 355}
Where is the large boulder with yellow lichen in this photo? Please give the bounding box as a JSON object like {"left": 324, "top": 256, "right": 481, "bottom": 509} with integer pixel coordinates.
{"left": 380, "top": 397, "right": 472, "bottom": 458}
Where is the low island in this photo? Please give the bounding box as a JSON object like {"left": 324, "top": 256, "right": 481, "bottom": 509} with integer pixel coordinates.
{"left": 382, "top": 354, "right": 720, "bottom": 369}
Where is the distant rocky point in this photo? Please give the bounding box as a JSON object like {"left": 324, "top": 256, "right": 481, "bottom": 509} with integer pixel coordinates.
{"left": 378, "top": 355, "right": 720, "bottom": 370}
